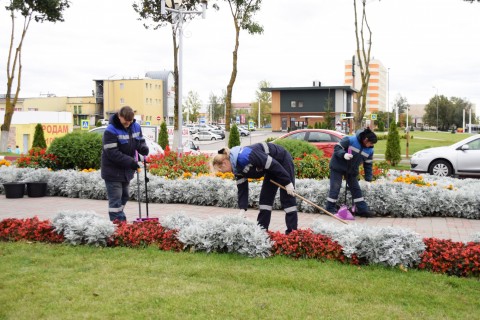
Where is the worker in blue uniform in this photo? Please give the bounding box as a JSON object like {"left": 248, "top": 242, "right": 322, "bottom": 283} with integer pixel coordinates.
{"left": 213, "top": 142, "right": 298, "bottom": 234}
{"left": 325, "top": 127, "right": 378, "bottom": 217}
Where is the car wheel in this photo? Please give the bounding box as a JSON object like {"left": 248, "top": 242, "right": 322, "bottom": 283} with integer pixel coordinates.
{"left": 429, "top": 160, "right": 453, "bottom": 176}
{"left": 194, "top": 137, "right": 199, "bottom": 141}
{"left": 211, "top": 137, "right": 216, "bottom": 140}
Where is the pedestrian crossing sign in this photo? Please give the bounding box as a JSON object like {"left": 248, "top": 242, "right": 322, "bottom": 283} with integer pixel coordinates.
{"left": 81, "top": 120, "right": 89, "bottom": 130}
{"left": 370, "top": 114, "right": 377, "bottom": 120}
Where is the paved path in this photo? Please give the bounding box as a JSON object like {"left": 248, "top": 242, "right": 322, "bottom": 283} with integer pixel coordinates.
{"left": 1, "top": 195, "right": 479, "bottom": 242}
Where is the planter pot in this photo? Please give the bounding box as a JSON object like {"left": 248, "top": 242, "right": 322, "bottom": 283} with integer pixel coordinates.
{"left": 3, "top": 182, "right": 26, "bottom": 199}
{"left": 26, "top": 182, "right": 47, "bottom": 198}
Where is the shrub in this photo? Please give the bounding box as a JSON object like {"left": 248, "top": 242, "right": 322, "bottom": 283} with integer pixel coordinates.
{"left": 52, "top": 211, "right": 116, "bottom": 246}
{"left": 48, "top": 132, "right": 103, "bottom": 170}
{"left": 228, "top": 124, "right": 241, "bottom": 148}
{"left": 272, "top": 138, "right": 323, "bottom": 159}
{"left": 32, "top": 123, "right": 47, "bottom": 149}
{"left": 294, "top": 154, "right": 330, "bottom": 179}
{"left": 0, "top": 217, "right": 64, "bottom": 243}
{"left": 419, "top": 238, "right": 480, "bottom": 277}
{"left": 111, "top": 220, "right": 183, "bottom": 250}
{"left": 15, "top": 147, "right": 59, "bottom": 169}
{"left": 158, "top": 121, "right": 169, "bottom": 149}
{"left": 385, "top": 120, "right": 401, "bottom": 166}
{"left": 148, "top": 149, "right": 210, "bottom": 179}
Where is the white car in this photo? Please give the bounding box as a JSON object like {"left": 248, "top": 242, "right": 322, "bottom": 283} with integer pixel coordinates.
{"left": 192, "top": 131, "right": 222, "bottom": 141}
{"left": 410, "top": 134, "right": 480, "bottom": 177}
{"left": 99, "top": 119, "right": 109, "bottom": 125}
{"left": 89, "top": 126, "right": 164, "bottom": 156}
{"left": 238, "top": 127, "right": 250, "bottom": 136}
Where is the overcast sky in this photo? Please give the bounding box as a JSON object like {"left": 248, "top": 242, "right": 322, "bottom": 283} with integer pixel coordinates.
{"left": 1, "top": 0, "right": 479, "bottom": 114}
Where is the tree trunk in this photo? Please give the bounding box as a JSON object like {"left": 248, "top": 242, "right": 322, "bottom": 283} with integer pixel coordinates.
{"left": 225, "top": 21, "right": 240, "bottom": 132}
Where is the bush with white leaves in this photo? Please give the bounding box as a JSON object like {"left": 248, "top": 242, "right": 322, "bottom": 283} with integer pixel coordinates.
{"left": 310, "top": 221, "right": 426, "bottom": 267}
{"left": 52, "top": 211, "right": 115, "bottom": 246}
{"left": 166, "top": 213, "right": 273, "bottom": 258}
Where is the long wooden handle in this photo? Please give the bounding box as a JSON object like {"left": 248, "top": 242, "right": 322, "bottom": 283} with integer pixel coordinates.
{"left": 270, "top": 180, "right": 348, "bottom": 225}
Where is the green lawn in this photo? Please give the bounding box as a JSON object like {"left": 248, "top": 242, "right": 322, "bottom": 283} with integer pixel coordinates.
{"left": 373, "top": 131, "right": 474, "bottom": 156}
{"left": 1, "top": 242, "right": 479, "bottom": 320}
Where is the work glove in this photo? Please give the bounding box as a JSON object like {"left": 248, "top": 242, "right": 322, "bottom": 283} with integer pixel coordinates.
{"left": 130, "top": 160, "right": 140, "bottom": 171}
{"left": 285, "top": 183, "right": 295, "bottom": 196}
{"left": 139, "top": 145, "right": 149, "bottom": 156}
{"left": 344, "top": 153, "right": 353, "bottom": 160}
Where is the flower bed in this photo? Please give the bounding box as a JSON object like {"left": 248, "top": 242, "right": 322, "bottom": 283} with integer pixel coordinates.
{"left": 1, "top": 213, "right": 478, "bottom": 278}
{"left": 2, "top": 166, "right": 479, "bottom": 219}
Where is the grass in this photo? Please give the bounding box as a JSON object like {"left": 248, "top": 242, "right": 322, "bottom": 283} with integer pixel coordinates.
{"left": 1, "top": 242, "right": 479, "bottom": 320}
{"left": 373, "top": 130, "right": 474, "bottom": 157}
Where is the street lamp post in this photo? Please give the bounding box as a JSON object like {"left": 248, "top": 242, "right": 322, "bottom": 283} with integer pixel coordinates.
{"left": 387, "top": 67, "right": 390, "bottom": 129}
{"left": 433, "top": 86, "right": 439, "bottom": 132}
{"left": 161, "top": 0, "right": 207, "bottom": 154}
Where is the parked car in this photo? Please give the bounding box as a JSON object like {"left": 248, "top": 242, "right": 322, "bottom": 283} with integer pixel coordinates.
{"left": 183, "top": 139, "right": 200, "bottom": 155}
{"left": 238, "top": 127, "right": 250, "bottom": 137}
{"left": 88, "top": 126, "right": 164, "bottom": 156}
{"left": 209, "top": 129, "right": 225, "bottom": 139}
{"left": 99, "top": 119, "right": 109, "bottom": 125}
{"left": 410, "top": 134, "right": 480, "bottom": 177}
{"left": 192, "top": 131, "right": 222, "bottom": 141}
{"left": 275, "top": 129, "right": 346, "bottom": 158}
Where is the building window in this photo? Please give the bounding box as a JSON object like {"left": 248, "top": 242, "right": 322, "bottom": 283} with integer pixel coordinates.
{"left": 146, "top": 83, "right": 148, "bottom": 89}
{"left": 78, "top": 106, "right": 82, "bottom": 114}
{"left": 120, "top": 83, "right": 124, "bottom": 90}
{"left": 120, "top": 98, "right": 125, "bottom": 104}
{"left": 290, "top": 100, "right": 303, "bottom": 108}
{"left": 74, "top": 105, "right": 77, "bottom": 114}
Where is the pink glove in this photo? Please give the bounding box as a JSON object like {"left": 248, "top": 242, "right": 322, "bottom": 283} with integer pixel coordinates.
{"left": 344, "top": 153, "right": 353, "bottom": 160}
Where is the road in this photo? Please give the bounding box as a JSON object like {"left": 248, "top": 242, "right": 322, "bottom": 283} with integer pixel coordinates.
{"left": 193, "top": 130, "right": 284, "bottom": 154}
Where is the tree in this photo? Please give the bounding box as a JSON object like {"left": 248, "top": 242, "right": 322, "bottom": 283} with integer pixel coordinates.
{"left": 207, "top": 93, "right": 225, "bottom": 124}
{"left": 423, "top": 96, "right": 477, "bottom": 130}
{"left": 352, "top": 0, "right": 374, "bottom": 130}
{"left": 385, "top": 120, "right": 401, "bottom": 166}
{"left": 423, "top": 95, "right": 451, "bottom": 131}
{"left": 182, "top": 91, "right": 201, "bottom": 124}
{"left": 393, "top": 94, "right": 410, "bottom": 115}
{"left": 324, "top": 96, "right": 335, "bottom": 130}
{"left": 158, "top": 121, "right": 169, "bottom": 150}
{"left": 32, "top": 124, "right": 47, "bottom": 149}
{"left": 250, "top": 80, "right": 271, "bottom": 128}
{"left": 1, "top": 0, "right": 70, "bottom": 152}
{"left": 228, "top": 124, "right": 241, "bottom": 149}
{"left": 222, "top": 0, "right": 264, "bottom": 131}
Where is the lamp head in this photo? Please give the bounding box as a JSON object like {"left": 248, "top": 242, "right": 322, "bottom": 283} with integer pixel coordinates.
{"left": 166, "top": 0, "right": 182, "bottom": 8}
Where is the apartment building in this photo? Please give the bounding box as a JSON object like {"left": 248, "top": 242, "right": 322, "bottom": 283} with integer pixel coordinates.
{"left": 94, "top": 77, "right": 165, "bottom": 125}
{"left": 344, "top": 57, "right": 387, "bottom": 114}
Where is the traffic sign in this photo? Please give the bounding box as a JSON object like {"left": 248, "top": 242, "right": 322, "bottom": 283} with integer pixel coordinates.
{"left": 156, "top": 116, "right": 161, "bottom": 121}
{"left": 81, "top": 120, "right": 89, "bottom": 130}
{"left": 371, "top": 114, "right": 377, "bottom": 120}
{"left": 340, "top": 113, "right": 346, "bottom": 119}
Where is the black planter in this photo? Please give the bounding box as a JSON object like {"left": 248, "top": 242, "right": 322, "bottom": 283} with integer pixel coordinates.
{"left": 3, "top": 182, "right": 26, "bottom": 199}
{"left": 26, "top": 182, "right": 47, "bottom": 198}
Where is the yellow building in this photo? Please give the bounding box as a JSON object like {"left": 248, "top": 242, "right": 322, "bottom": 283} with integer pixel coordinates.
{"left": 94, "top": 78, "right": 165, "bottom": 125}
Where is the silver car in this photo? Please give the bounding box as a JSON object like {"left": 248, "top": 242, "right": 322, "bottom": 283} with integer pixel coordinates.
{"left": 410, "top": 134, "right": 480, "bottom": 177}
{"left": 192, "top": 131, "right": 222, "bottom": 141}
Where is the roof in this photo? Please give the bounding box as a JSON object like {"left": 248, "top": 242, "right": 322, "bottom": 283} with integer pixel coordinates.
{"left": 261, "top": 86, "right": 358, "bottom": 93}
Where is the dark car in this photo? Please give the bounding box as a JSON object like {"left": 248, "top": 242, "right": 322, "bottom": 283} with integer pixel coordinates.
{"left": 275, "top": 129, "right": 345, "bottom": 158}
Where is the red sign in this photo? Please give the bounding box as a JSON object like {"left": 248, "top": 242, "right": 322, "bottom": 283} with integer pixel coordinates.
{"left": 157, "top": 116, "right": 161, "bottom": 121}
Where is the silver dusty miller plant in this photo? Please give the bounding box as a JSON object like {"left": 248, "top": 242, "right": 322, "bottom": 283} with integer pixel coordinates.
{"left": 52, "top": 210, "right": 115, "bottom": 246}
{"left": 311, "top": 221, "right": 426, "bottom": 267}
{"left": 164, "top": 213, "right": 273, "bottom": 258}
{"left": 1, "top": 167, "right": 480, "bottom": 219}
